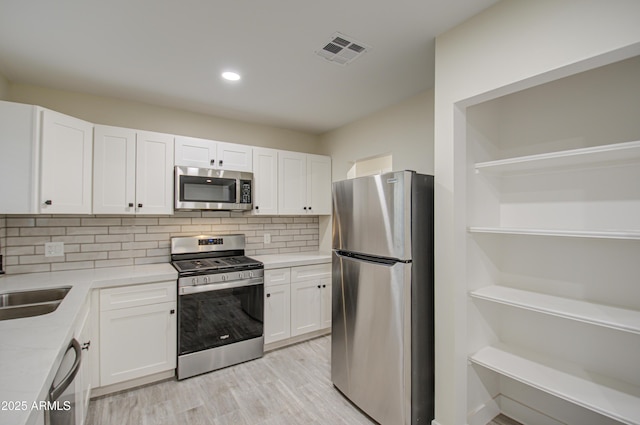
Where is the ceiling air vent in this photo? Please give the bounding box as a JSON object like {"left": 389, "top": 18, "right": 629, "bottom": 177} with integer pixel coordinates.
{"left": 316, "top": 32, "right": 371, "bottom": 66}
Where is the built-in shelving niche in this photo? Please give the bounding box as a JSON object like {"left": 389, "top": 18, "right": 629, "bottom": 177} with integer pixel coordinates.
{"left": 465, "top": 55, "right": 640, "bottom": 425}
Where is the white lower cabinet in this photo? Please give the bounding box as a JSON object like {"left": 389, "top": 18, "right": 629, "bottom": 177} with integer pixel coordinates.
{"left": 74, "top": 298, "right": 92, "bottom": 425}
{"left": 320, "top": 277, "right": 332, "bottom": 330}
{"left": 264, "top": 283, "right": 291, "bottom": 344}
{"left": 264, "top": 263, "right": 331, "bottom": 345}
{"left": 98, "top": 281, "right": 176, "bottom": 386}
{"left": 290, "top": 280, "right": 323, "bottom": 336}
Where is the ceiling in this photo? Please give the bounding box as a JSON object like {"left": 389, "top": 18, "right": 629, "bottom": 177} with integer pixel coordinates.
{"left": 0, "top": 0, "right": 497, "bottom": 134}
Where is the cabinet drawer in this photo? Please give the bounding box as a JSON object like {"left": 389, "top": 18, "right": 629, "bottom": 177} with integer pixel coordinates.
{"left": 100, "top": 281, "right": 176, "bottom": 311}
{"left": 265, "top": 268, "right": 291, "bottom": 287}
{"left": 291, "top": 263, "right": 331, "bottom": 282}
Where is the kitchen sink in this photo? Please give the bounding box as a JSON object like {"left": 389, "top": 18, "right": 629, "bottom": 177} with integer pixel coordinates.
{"left": 0, "top": 286, "right": 71, "bottom": 320}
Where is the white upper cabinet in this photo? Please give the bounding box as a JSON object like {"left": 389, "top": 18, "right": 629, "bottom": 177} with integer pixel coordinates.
{"left": 134, "top": 131, "right": 174, "bottom": 215}
{"left": 174, "top": 135, "right": 252, "bottom": 172}
{"left": 174, "top": 135, "right": 216, "bottom": 168}
{"left": 278, "top": 151, "right": 331, "bottom": 215}
{"left": 252, "top": 147, "right": 278, "bottom": 215}
{"left": 306, "top": 154, "right": 332, "bottom": 215}
{"left": 217, "top": 141, "right": 253, "bottom": 172}
{"left": 2, "top": 101, "right": 334, "bottom": 217}
{"left": 278, "top": 151, "right": 307, "bottom": 215}
{"left": 93, "top": 126, "right": 173, "bottom": 215}
{"left": 93, "top": 126, "right": 136, "bottom": 214}
{"left": 40, "top": 109, "right": 93, "bottom": 214}
{"left": 0, "top": 101, "right": 40, "bottom": 214}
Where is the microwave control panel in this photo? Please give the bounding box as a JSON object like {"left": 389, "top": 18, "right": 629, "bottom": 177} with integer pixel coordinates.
{"left": 241, "top": 180, "right": 252, "bottom": 204}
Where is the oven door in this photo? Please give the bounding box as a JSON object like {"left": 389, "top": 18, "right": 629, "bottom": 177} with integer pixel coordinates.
{"left": 178, "top": 279, "right": 264, "bottom": 356}
{"left": 175, "top": 166, "right": 253, "bottom": 211}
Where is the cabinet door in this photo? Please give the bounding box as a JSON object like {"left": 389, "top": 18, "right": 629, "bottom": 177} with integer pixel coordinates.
{"left": 93, "top": 126, "right": 136, "bottom": 214}
{"left": 307, "top": 154, "right": 332, "bottom": 215}
{"left": 217, "top": 141, "right": 252, "bottom": 172}
{"left": 99, "top": 302, "right": 176, "bottom": 386}
{"left": 135, "top": 131, "right": 174, "bottom": 215}
{"left": 0, "top": 101, "right": 39, "bottom": 214}
{"left": 264, "top": 283, "right": 291, "bottom": 344}
{"left": 253, "top": 147, "right": 278, "bottom": 215}
{"left": 320, "top": 277, "right": 332, "bottom": 330}
{"left": 74, "top": 302, "right": 92, "bottom": 425}
{"left": 278, "top": 150, "right": 307, "bottom": 215}
{"left": 40, "top": 109, "right": 93, "bottom": 214}
{"left": 174, "top": 135, "right": 216, "bottom": 168}
{"left": 290, "top": 280, "right": 321, "bottom": 336}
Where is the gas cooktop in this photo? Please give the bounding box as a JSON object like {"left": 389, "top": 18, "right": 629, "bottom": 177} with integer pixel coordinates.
{"left": 172, "top": 255, "right": 262, "bottom": 274}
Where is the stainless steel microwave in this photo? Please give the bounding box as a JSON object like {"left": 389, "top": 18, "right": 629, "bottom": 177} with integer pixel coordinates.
{"left": 175, "top": 166, "right": 253, "bottom": 211}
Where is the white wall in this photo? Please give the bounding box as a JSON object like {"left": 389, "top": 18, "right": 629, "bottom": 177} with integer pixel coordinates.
{"left": 7, "top": 83, "right": 321, "bottom": 153}
{"left": 320, "top": 89, "right": 434, "bottom": 181}
{"left": 0, "top": 74, "right": 8, "bottom": 100}
{"left": 433, "top": 1, "right": 640, "bottom": 424}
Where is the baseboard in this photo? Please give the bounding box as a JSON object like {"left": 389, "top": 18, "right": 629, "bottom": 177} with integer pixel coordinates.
{"left": 498, "top": 395, "right": 564, "bottom": 425}
{"left": 90, "top": 370, "right": 175, "bottom": 398}
{"left": 467, "top": 395, "right": 501, "bottom": 425}
{"left": 264, "top": 328, "right": 330, "bottom": 352}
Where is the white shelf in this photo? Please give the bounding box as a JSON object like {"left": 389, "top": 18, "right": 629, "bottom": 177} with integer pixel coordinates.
{"left": 468, "top": 226, "right": 640, "bottom": 240}
{"left": 475, "top": 140, "right": 640, "bottom": 176}
{"left": 470, "top": 285, "right": 640, "bottom": 335}
{"left": 470, "top": 346, "right": 640, "bottom": 425}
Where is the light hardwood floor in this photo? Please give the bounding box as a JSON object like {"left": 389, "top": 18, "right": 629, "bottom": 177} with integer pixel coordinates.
{"left": 87, "top": 335, "right": 520, "bottom": 425}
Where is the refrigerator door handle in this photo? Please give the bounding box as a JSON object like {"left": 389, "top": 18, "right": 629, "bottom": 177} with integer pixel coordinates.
{"left": 334, "top": 250, "right": 410, "bottom": 266}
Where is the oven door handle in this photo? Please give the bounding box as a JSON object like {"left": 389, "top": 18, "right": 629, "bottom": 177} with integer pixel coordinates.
{"left": 179, "top": 277, "right": 263, "bottom": 295}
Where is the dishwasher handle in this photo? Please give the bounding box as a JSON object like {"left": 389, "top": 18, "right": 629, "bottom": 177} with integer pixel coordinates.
{"left": 49, "top": 338, "right": 81, "bottom": 401}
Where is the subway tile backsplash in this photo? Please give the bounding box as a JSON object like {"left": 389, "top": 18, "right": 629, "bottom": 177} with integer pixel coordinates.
{"left": 0, "top": 212, "right": 319, "bottom": 275}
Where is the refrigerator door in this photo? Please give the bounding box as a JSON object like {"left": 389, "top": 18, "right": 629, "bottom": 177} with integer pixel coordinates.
{"left": 331, "top": 250, "right": 412, "bottom": 425}
{"left": 332, "top": 171, "right": 412, "bottom": 261}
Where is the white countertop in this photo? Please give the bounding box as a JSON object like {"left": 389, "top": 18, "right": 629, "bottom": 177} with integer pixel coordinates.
{"left": 252, "top": 251, "right": 331, "bottom": 269}
{"left": 0, "top": 264, "right": 177, "bottom": 425}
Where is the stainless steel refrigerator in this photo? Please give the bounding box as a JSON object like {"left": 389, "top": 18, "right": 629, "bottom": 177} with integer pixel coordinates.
{"left": 331, "top": 170, "right": 434, "bottom": 425}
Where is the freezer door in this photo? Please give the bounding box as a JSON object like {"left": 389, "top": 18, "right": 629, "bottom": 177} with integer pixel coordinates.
{"left": 331, "top": 250, "right": 412, "bottom": 425}
{"left": 332, "top": 171, "right": 412, "bottom": 260}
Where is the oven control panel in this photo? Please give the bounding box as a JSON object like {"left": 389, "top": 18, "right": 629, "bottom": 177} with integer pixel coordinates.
{"left": 198, "top": 238, "right": 224, "bottom": 246}
{"left": 178, "top": 268, "right": 264, "bottom": 288}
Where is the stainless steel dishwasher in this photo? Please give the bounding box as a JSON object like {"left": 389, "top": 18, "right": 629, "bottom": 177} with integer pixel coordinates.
{"left": 46, "top": 339, "right": 81, "bottom": 425}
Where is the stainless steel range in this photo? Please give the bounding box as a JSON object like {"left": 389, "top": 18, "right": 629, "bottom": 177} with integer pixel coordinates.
{"left": 171, "top": 234, "right": 264, "bottom": 380}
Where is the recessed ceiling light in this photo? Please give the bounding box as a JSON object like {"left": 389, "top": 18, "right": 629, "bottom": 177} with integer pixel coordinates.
{"left": 222, "top": 71, "right": 241, "bottom": 81}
